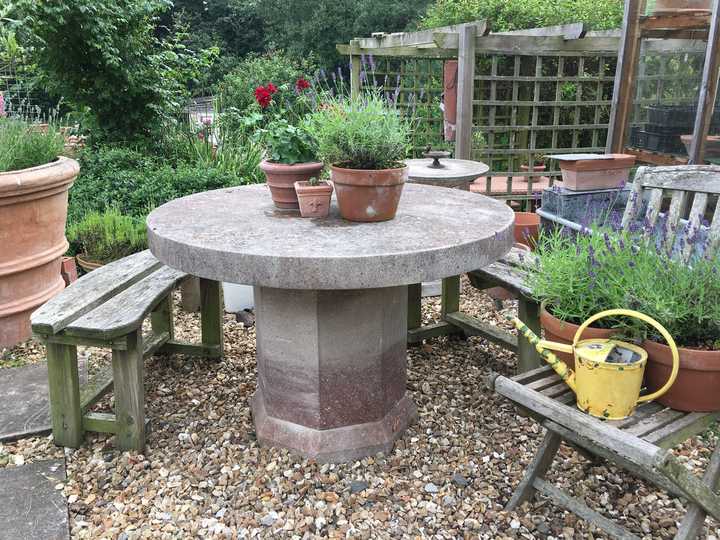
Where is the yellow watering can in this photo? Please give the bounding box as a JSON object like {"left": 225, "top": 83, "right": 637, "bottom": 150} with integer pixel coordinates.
{"left": 512, "top": 309, "right": 680, "bottom": 420}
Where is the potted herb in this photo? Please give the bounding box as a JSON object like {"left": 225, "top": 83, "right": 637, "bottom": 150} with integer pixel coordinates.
{"left": 308, "top": 95, "right": 411, "bottom": 222}
{"left": 67, "top": 209, "right": 148, "bottom": 271}
{"left": 0, "top": 118, "right": 76, "bottom": 347}
{"left": 295, "top": 173, "right": 333, "bottom": 219}
{"left": 527, "top": 225, "right": 720, "bottom": 411}
{"left": 259, "top": 118, "right": 322, "bottom": 209}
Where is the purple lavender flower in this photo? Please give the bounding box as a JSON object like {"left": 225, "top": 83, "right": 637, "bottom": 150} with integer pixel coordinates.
{"left": 0, "top": 92, "right": 5, "bottom": 118}
{"left": 368, "top": 53, "right": 376, "bottom": 71}
{"left": 603, "top": 232, "right": 615, "bottom": 254}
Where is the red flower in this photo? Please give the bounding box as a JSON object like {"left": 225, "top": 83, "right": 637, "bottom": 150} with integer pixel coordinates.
{"left": 295, "top": 78, "right": 311, "bottom": 92}
{"left": 254, "top": 85, "right": 272, "bottom": 108}
{"left": 266, "top": 83, "right": 278, "bottom": 94}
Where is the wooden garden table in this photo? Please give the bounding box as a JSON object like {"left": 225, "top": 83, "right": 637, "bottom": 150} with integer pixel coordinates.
{"left": 147, "top": 183, "right": 514, "bottom": 462}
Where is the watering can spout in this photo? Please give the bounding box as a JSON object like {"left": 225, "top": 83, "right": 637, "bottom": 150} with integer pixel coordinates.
{"left": 510, "top": 317, "right": 577, "bottom": 393}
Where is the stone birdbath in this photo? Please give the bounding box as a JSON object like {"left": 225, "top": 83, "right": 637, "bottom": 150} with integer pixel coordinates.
{"left": 147, "top": 183, "right": 514, "bottom": 462}
{"left": 405, "top": 150, "right": 490, "bottom": 190}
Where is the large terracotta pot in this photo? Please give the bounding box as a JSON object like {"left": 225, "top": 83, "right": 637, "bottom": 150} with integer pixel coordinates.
{"left": 260, "top": 160, "right": 324, "bottom": 209}
{"left": 0, "top": 157, "right": 78, "bottom": 348}
{"left": 643, "top": 339, "right": 720, "bottom": 412}
{"left": 540, "top": 305, "right": 615, "bottom": 368}
{"left": 330, "top": 164, "right": 407, "bottom": 222}
{"left": 514, "top": 212, "right": 540, "bottom": 248}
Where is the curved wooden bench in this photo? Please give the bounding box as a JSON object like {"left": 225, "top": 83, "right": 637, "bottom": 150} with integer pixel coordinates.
{"left": 31, "top": 250, "right": 224, "bottom": 452}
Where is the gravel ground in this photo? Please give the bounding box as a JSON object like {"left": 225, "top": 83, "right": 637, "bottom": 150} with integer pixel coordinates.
{"left": 1, "top": 282, "right": 718, "bottom": 539}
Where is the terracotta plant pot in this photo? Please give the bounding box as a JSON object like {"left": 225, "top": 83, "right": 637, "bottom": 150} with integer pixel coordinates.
{"left": 60, "top": 256, "right": 78, "bottom": 287}
{"left": 294, "top": 181, "right": 334, "bottom": 218}
{"left": 514, "top": 212, "right": 541, "bottom": 248}
{"left": 260, "top": 160, "right": 324, "bottom": 209}
{"left": 76, "top": 254, "right": 104, "bottom": 273}
{"left": 654, "top": 0, "right": 711, "bottom": 11}
{"left": 558, "top": 154, "right": 636, "bottom": 191}
{"left": 486, "top": 243, "right": 530, "bottom": 301}
{"left": 681, "top": 134, "right": 720, "bottom": 160}
{"left": 520, "top": 164, "right": 546, "bottom": 173}
{"left": 540, "top": 305, "right": 616, "bottom": 368}
{"left": 330, "top": 164, "right": 407, "bottom": 222}
{"left": 443, "top": 60, "right": 458, "bottom": 142}
{"left": 0, "top": 157, "right": 79, "bottom": 348}
{"left": 643, "top": 339, "right": 720, "bottom": 412}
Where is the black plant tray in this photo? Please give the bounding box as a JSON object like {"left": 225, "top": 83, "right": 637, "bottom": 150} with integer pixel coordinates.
{"left": 646, "top": 105, "right": 697, "bottom": 128}
{"left": 631, "top": 128, "right": 687, "bottom": 155}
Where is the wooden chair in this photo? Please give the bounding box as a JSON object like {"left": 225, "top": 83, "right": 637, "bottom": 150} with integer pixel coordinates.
{"left": 408, "top": 165, "right": 720, "bottom": 373}
{"left": 491, "top": 367, "right": 720, "bottom": 539}
{"left": 31, "top": 250, "right": 224, "bottom": 452}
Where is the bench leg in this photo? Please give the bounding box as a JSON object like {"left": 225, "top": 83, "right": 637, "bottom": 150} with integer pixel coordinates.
{"left": 112, "top": 331, "right": 146, "bottom": 452}
{"left": 441, "top": 275, "right": 461, "bottom": 318}
{"left": 407, "top": 283, "right": 422, "bottom": 334}
{"left": 517, "top": 297, "right": 542, "bottom": 373}
{"left": 47, "top": 343, "right": 83, "bottom": 448}
{"left": 674, "top": 440, "right": 720, "bottom": 539}
{"left": 506, "top": 430, "right": 562, "bottom": 510}
{"left": 151, "top": 295, "right": 174, "bottom": 341}
{"left": 200, "top": 278, "right": 224, "bottom": 359}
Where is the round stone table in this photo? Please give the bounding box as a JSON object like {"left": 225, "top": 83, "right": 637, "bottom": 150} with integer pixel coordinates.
{"left": 406, "top": 158, "right": 490, "bottom": 190}
{"left": 147, "top": 183, "right": 514, "bottom": 462}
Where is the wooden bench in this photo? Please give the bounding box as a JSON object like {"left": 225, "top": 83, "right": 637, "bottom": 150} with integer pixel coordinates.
{"left": 408, "top": 165, "right": 720, "bottom": 374}
{"left": 491, "top": 366, "right": 720, "bottom": 539}
{"left": 31, "top": 250, "right": 224, "bottom": 452}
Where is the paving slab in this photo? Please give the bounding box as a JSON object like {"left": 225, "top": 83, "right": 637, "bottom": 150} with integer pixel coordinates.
{"left": 0, "top": 359, "right": 86, "bottom": 442}
{"left": 0, "top": 459, "right": 68, "bottom": 540}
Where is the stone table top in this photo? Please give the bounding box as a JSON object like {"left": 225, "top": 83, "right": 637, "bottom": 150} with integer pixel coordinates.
{"left": 147, "top": 183, "right": 514, "bottom": 290}
{"left": 405, "top": 158, "right": 490, "bottom": 187}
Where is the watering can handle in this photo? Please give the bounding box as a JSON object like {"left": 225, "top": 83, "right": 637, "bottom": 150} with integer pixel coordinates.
{"left": 573, "top": 309, "right": 680, "bottom": 404}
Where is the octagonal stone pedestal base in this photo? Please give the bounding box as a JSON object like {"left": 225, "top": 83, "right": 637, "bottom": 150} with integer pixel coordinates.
{"left": 251, "top": 285, "right": 417, "bottom": 463}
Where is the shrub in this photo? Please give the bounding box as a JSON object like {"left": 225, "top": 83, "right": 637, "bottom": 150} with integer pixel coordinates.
{"left": 262, "top": 118, "right": 318, "bottom": 164}
{"left": 307, "top": 94, "right": 411, "bottom": 169}
{"left": 421, "top": 0, "right": 623, "bottom": 31}
{"left": 0, "top": 119, "right": 65, "bottom": 172}
{"left": 67, "top": 208, "right": 147, "bottom": 264}
{"left": 526, "top": 226, "right": 720, "bottom": 349}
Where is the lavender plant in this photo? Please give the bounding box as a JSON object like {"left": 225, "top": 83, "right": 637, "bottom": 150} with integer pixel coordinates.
{"left": 527, "top": 224, "right": 720, "bottom": 349}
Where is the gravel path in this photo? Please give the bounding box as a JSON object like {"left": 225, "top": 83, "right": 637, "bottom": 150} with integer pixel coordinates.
{"left": 1, "top": 282, "right": 718, "bottom": 539}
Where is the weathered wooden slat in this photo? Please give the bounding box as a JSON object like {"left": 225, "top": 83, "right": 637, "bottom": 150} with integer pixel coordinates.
{"left": 638, "top": 166, "right": 720, "bottom": 193}
{"left": 533, "top": 479, "right": 641, "bottom": 539}
{"left": 82, "top": 412, "right": 118, "bottom": 434}
{"left": 160, "top": 341, "right": 223, "bottom": 358}
{"left": 65, "top": 266, "right": 187, "bottom": 340}
{"left": 526, "top": 373, "right": 562, "bottom": 392}
{"left": 455, "top": 25, "right": 476, "bottom": 160}
{"left": 142, "top": 331, "right": 171, "bottom": 359}
{"left": 655, "top": 452, "right": 720, "bottom": 521}
{"left": 444, "top": 312, "right": 518, "bottom": 351}
{"left": 494, "top": 22, "right": 586, "bottom": 40}
{"left": 506, "top": 431, "right": 562, "bottom": 509}
{"left": 511, "top": 364, "right": 554, "bottom": 385}
{"left": 644, "top": 411, "right": 720, "bottom": 449}
{"left": 31, "top": 250, "right": 162, "bottom": 334}
{"left": 36, "top": 332, "right": 128, "bottom": 350}
{"left": 540, "top": 381, "right": 573, "bottom": 399}
{"left": 663, "top": 190, "right": 689, "bottom": 253}
{"left": 675, "top": 440, "right": 720, "bottom": 540}
{"left": 682, "top": 192, "right": 709, "bottom": 261}
{"left": 407, "top": 321, "right": 461, "bottom": 343}
{"left": 708, "top": 196, "right": 720, "bottom": 258}
{"left": 493, "top": 375, "right": 663, "bottom": 468}
{"left": 353, "top": 21, "right": 487, "bottom": 50}
{"left": 623, "top": 408, "right": 686, "bottom": 438}
{"left": 80, "top": 364, "right": 114, "bottom": 413}
{"left": 468, "top": 264, "right": 531, "bottom": 296}
{"left": 643, "top": 188, "right": 665, "bottom": 232}
{"left": 606, "top": 401, "right": 665, "bottom": 430}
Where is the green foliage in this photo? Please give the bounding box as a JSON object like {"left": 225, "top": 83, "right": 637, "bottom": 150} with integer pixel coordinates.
{"left": 0, "top": 119, "right": 64, "bottom": 172}
{"left": 308, "top": 94, "right": 411, "bottom": 170}
{"left": 527, "top": 227, "right": 720, "bottom": 348}
{"left": 218, "top": 51, "right": 316, "bottom": 114}
{"left": 262, "top": 118, "right": 318, "bottom": 164}
{"left": 256, "top": 0, "right": 432, "bottom": 68}
{"left": 421, "top": 0, "right": 623, "bottom": 31}
{"left": 68, "top": 144, "right": 260, "bottom": 224}
{"left": 16, "top": 0, "right": 213, "bottom": 142}
{"left": 67, "top": 208, "right": 147, "bottom": 264}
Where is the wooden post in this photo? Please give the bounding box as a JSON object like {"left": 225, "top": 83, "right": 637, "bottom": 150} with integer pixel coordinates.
{"left": 200, "top": 278, "right": 224, "bottom": 359}
{"left": 506, "top": 430, "right": 562, "bottom": 509}
{"left": 112, "top": 331, "right": 145, "bottom": 452}
{"left": 517, "top": 298, "right": 542, "bottom": 373}
{"left": 689, "top": 0, "right": 720, "bottom": 164}
{"left": 47, "top": 343, "right": 83, "bottom": 448}
{"left": 150, "top": 295, "right": 174, "bottom": 341}
{"left": 455, "top": 24, "right": 477, "bottom": 159}
{"left": 407, "top": 283, "right": 422, "bottom": 332}
{"left": 441, "top": 275, "right": 461, "bottom": 318}
{"left": 350, "top": 42, "right": 362, "bottom": 100}
{"left": 606, "top": 0, "right": 644, "bottom": 154}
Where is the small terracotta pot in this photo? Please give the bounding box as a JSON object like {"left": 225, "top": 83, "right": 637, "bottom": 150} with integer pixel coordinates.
{"left": 643, "top": 339, "right": 720, "bottom": 412}
{"left": 540, "top": 305, "right": 616, "bottom": 368}
{"left": 260, "top": 160, "right": 324, "bottom": 209}
{"left": 0, "top": 157, "right": 78, "bottom": 348}
{"left": 294, "top": 181, "right": 334, "bottom": 218}
{"left": 520, "top": 164, "right": 546, "bottom": 173}
{"left": 76, "top": 254, "right": 103, "bottom": 273}
{"left": 61, "top": 256, "right": 78, "bottom": 286}
{"left": 330, "top": 164, "right": 407, "bottom": 222}
{"left": 485, "top": 243, "right": 530, "bottom": 301}
{"left": 514, "top": 212, "right": 540, "bottom": 248}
